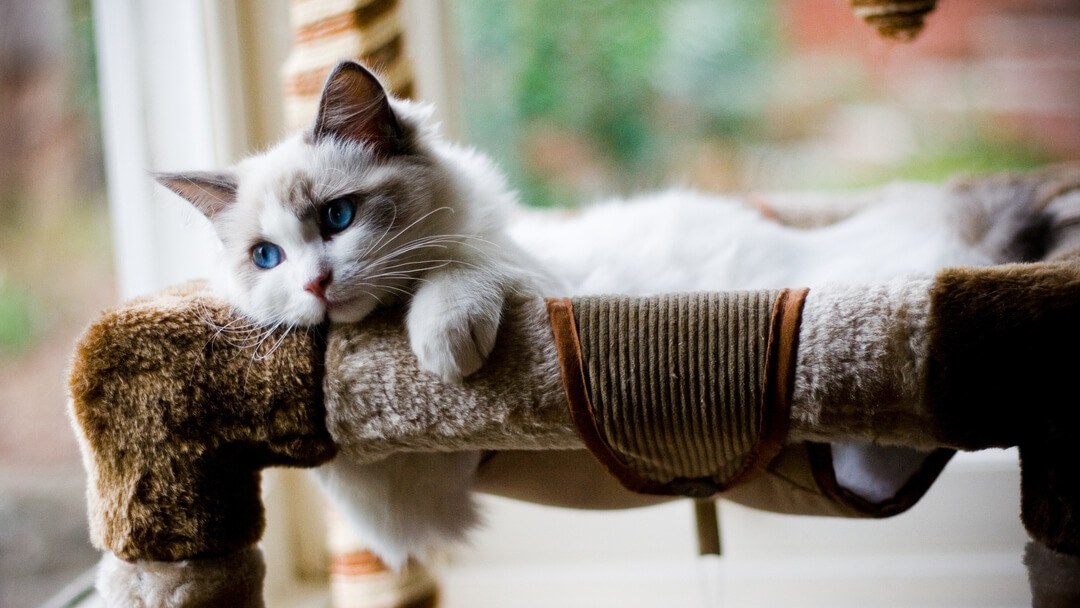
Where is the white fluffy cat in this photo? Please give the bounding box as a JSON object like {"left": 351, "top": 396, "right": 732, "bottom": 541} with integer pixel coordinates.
{"left": 159, "top": 62, "right": 548, "bottom": 567}
{"left": 158, "top": 61, "right": 1039, "bottom": 568}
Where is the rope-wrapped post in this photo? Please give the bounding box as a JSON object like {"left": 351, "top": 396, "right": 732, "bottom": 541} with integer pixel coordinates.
{"left": 283, "top": 0, "right": 414, "bottom": 131}
{"left": 281, "top": 2, "right": 437, "bottom": 606}
{"left": 850, "top": 0, "right": 938, "bottom": 41}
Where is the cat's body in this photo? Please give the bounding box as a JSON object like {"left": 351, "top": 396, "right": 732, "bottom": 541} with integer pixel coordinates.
{"left": 512, "top": 184, "right": 996, "bottom": 297}
{"left": 159, "top": 61, "right": 1043, "bottom": 568}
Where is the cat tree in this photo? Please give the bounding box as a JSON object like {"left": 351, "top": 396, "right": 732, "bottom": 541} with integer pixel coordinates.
{"left": 67, "top": 1, "right": 1080, "bottom": 606}
{"left": 276, "top": 0, "right": 947, "bottom": 601}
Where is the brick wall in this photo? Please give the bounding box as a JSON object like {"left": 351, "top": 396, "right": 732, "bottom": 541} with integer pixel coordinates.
{"left": 781, "top": 0, "right": 1080, "bottom": 157}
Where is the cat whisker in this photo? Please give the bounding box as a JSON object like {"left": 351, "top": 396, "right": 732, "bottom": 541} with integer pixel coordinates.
{"left": 252, "top": 319, "right": 294, "bottom": 361}
{"left": 393, "top": 233, "right": 489, "bottom": 251}
{"left": 195, "top": 301, "right": 269, "bottom": 351}
{"left": 366, "top": 255, "right": 459, "bottom": 277}
{"left": 365, "top": 234, "right": 469, "bottom": 268}
{"left": 367, "top": 290, "right": 386, "bottom": 306}
{"left": 363, "top": 206, "right": 456, "bottom": 260}
{"left": 374, "top": 284, "right": 413, "bottom": 297}
{"left": 356, "top": 203, "right": 400, "bottom": 260}
{"left": 452, "top": 235, "right": 500, "bottom": 254}
{"left": 259, "top": 330, "right": 293, "bottom": 360}
{"left": 376, "top": 254, "right": 482, "bottom": 275}
{"left": 363, "top": 272, "right": 430, "bottom": 284}
{"left": 371, "top": 258, "right": 456, "bottom": 273}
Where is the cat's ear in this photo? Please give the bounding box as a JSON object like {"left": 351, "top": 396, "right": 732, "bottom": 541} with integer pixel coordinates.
{"left": 312, "top": 61, "right": 404, "bottom": 154}
{"left": 155, "top": 171, "right": 238, "bottom": 219}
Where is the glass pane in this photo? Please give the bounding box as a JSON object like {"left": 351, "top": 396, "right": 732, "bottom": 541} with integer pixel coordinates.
{"left": 0, "top": 1, "right": 111, "bottom": 605}
{"left": 453, "top": 0, "right": 1073, "bottom": 207}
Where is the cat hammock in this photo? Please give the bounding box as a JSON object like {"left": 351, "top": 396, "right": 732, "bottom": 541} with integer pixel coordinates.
{"left": 69, "top": 167, "right": 1080, "bottom": 607}
{"left": 66, "top": 1, "right": 1080, "bottom": 607}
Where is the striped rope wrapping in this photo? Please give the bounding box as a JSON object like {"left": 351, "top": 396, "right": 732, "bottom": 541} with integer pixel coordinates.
{"left": 282, "top": 3, "right": 435, "bottom": 606}
{"left": 284, "top": 0, "right": 413, "bottom": 132}
{"left": 326, "top": 509, "right": 438, "bottom": 608}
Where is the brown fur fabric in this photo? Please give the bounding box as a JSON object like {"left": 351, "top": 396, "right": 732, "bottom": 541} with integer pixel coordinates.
{"left": 1023, "top": 436, "right": 1080, "bottom": 556}
{"left": 1025, "top": 541, "right": 1080, "bottom": 608}
{"left": 68, "top": 281, "right": 336, "bottom": 561}
{"left": 323, "top": 294, "right": 578, "bottom": 461}
{"left": 926, "top": 262, "right": 1080, "bottom": 450}
{"left": 927, "top": 262, "right": 1080, "bottom": 554}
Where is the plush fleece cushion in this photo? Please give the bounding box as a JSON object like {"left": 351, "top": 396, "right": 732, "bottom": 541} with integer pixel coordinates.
{"left": 68, "top": 282, "right": 336, "bottom": 561}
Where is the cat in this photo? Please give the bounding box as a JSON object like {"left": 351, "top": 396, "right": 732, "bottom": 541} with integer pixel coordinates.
{"left": 158, "top": 60, "right": 1051, "bottom": 568}
{"left": 158, "top": 61, "right": 549, "bottom": 568}
{"left": 157, "top": 61, "right": 548, "bottom": 384}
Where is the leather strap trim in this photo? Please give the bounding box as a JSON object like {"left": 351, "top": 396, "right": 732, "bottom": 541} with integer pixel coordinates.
{"left": 728, "top": 287, "right": 810, "bottom": 487}
{"left": 548, "top": 290, "right": 810, "bottom": 498}
{"left": 546, "top": 297, "right": 661, "bottom": 494}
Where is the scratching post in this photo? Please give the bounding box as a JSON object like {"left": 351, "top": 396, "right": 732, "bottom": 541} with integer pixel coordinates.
{"left": 926, "top": 263, "right": 1080, "bottom": 606}
{"left": 850, "top": 0, "right": 939, "bottom": 41}
{"left": 67, "top": 283, "right": 336, "bottom": 562}
{"left": 68, "top": 283, "right": 337, "bottom": 607}
{"left": 70, "top": 260, "right": 1080, "bottom": 606}
{"left": 282, "top": 2, "right": 439, "bottom": 606}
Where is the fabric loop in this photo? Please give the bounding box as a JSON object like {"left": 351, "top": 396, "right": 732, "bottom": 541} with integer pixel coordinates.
{"left": 548, "top": 289, "right": 808, "bottom": 497}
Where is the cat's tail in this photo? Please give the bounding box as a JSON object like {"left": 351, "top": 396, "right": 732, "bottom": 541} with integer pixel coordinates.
{"left": 312, "top": 452, "right": 482, "bottom": 570}
{"left": 949, "top": 164, "right": 1080, "bottom": 264}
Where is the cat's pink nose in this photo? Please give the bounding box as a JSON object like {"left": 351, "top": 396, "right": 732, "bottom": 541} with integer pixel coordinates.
{"left": 304, "top": 270, "right": 332, "bottom": 301}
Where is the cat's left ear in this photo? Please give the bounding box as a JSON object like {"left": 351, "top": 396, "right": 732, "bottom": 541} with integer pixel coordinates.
{"left": 155, "top": 171, "right": 238, "bottom": 219}
{"left": 312, "top": 61, "right": 404, "bottom": 155}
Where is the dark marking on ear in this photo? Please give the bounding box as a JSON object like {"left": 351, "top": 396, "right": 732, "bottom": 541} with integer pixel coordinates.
{"left": 312, "top": 61, "right": 403, "bottom": 155}
{"left": 155, "top": 171, "right": 239, "bottom": 219}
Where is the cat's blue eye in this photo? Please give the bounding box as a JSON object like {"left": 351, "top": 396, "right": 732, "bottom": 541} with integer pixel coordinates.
{"left": 251, "top": 242, "right": 284, "bottom": 269}
{"left": 322, "top": 197, "right": 356, "bottom": 234}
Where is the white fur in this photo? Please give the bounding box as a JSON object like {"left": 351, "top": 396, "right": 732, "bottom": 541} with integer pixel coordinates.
{"left": 509, "top": 183, "right": 991, "bottom": 296}
{"left": 315, "top": 452, "right": 483, "bottom": 569}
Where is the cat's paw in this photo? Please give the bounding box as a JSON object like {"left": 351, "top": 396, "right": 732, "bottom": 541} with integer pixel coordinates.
{"left": 407, "top": 282, "right": 502, "bottom": 383}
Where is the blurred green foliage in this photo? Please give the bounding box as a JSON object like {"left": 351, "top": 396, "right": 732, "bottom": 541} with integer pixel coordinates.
{"left": 887, "top": 139, "right": 1050, "bottom": 185}
{"left": 455, "top": 0, "right": 779, "bottom": 205}
{"left": 69, "top": 0, "right": 106, "bottom": 197}
{"left": 0, "top": 0, "right": 107, "bottom": 357}
{"left": 454, "top": 0, "right": 1055, "bottom": 204}
{"left": 0, "top": 278, "right": 37, "bottom": 357}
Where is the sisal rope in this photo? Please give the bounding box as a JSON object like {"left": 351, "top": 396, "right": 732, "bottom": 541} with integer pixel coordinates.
{"left": 850, "top": 0, "right": 939, "bottom": 41}
{"left": 283, "top": 0, "right": 414, "bottom": 132}
{"left": 282, "top": 3, "right": 435, "bottom": 607}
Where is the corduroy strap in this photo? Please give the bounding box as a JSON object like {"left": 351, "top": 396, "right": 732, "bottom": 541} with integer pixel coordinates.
{"left": 547, "top": 289, "right": 808, "bottom": 498}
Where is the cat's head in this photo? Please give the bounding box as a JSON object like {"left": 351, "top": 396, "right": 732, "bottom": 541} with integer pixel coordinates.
{"left": 158, "top": 61, "right": 457, "bottom": 328}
